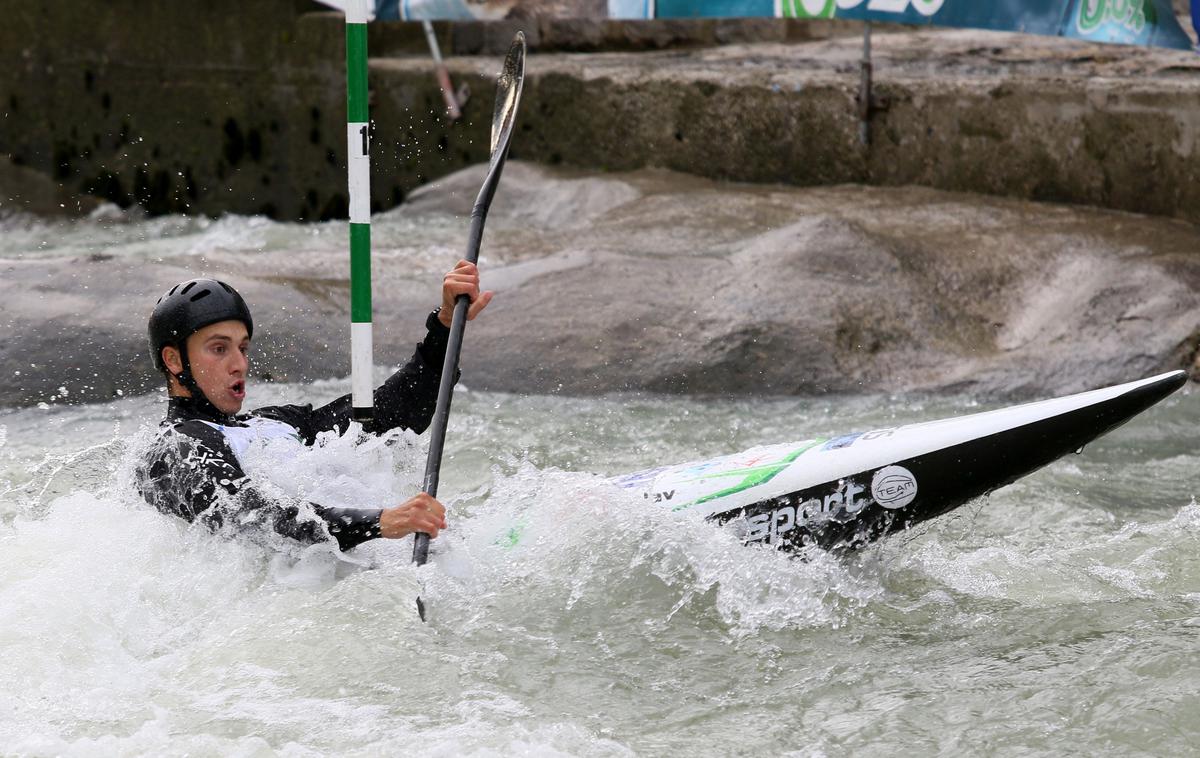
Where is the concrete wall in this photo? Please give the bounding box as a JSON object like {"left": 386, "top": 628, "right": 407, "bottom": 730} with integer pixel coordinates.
{"left": 1, "top": 1, "right": 364, "bottom": 220}
{"left": 0, "top": 3, "right": 870, "bottom": 222}
{"left": 2, "top": 2, "right": 1199, "bottom": 225}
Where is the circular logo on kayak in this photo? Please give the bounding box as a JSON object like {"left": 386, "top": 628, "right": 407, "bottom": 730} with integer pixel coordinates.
{"left": 871, "top": 465, "right": 917, "bottom": 510}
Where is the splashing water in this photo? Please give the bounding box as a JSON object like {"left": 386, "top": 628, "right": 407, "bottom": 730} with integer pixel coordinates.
{"left": 4, "top": 182, "right": 1200, "bottom": 752}
{"left": 2, "top": 376, "right": 1198, "bottom": 755}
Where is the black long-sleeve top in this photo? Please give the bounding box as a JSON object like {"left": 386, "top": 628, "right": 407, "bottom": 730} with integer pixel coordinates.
{"left": 136, "top": 311, "right": 451, "bottom": 551}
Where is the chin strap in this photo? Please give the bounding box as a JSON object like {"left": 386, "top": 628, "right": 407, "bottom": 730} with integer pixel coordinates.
{"left": 174, "top": 343, "right": 202, "bottom": 396}
{"left": 171, "top": 343, "right": 232, "bottom": 423}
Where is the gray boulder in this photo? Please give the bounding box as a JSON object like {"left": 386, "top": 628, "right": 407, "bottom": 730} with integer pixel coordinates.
{"left": 1, "top": 162, "right": 1196, "bottom": 408}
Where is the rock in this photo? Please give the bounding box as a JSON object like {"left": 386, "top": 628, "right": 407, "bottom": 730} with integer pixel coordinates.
{"left": 404, "top": 161, "right": 641, "bottom": 228}
{"left": 1, "top": 162, "right": 1197, "bottom": 408}
{"left": 0, "top": 257, "right": 348, "bottom": 406}
{"left": 430, "top": 163, "right": 1200, "bottom": 399}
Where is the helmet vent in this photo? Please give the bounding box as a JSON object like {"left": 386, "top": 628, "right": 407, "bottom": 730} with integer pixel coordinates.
{"left": 180, "top": 282, "right": 197, "bottom": 295}
{"left": 219, "top": 282, "right": 234, "bottom": 294}
{"left": 168, "top": 284, "right": 179, "bottom": 296}
{"left": 189, "top": 289, "right": 212, "bottom": 302}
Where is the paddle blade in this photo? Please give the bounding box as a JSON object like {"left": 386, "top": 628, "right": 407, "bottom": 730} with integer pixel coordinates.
{"left": 490, "top": 32, "right": 527, "bottom": 160}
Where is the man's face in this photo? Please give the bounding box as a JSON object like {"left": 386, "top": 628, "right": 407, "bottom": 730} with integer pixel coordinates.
{"left": 180, "top": 320, "right": 250, "bottom": 414}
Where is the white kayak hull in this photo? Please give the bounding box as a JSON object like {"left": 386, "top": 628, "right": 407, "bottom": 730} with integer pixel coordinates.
{"left": 612, "top": 372, "right": 1188, "bottom": 551}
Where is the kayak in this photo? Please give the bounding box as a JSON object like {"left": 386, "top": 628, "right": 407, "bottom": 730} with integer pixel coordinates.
{"left": 610, "top": 371, "right": 1188, "bottom": 551}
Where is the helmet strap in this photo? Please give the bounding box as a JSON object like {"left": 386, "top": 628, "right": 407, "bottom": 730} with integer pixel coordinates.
{"left": 172, "top": 342, "right": 232, "bottom": 422}
{"left": 174, "top": 343, "right": 200, "bottom": 394}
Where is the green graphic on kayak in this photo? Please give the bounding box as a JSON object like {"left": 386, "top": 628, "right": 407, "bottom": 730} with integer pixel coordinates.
{"left": 672, "top": 439, "right": 826, "bottom": 511}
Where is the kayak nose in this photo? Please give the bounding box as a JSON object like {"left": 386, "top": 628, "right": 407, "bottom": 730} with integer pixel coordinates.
{"left": 1123, "top": 370, "right": 1188, "bottom": 410}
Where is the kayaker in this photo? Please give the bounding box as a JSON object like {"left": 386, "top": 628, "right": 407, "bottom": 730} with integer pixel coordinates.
{"left": 135, "top": 262, "right": 492, "bottom": 551}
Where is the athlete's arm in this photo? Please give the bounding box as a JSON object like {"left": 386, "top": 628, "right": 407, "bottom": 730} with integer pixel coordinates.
{"left": 140, "top": 422, "right": 447, "bottom": 549}
{"left": 253, "top": 311, "right": 451, "bottom": 441}
{"left": 139, "top": 421, "right": 382, "bottom": 550}
{"left": 256, "top": 261, "right": 492, "bottom": 441}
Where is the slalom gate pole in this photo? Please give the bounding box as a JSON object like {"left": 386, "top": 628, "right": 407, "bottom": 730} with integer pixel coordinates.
{"left": 422, "top": 20, "right": 463, "bottom": 121}
{"left": 346, "top": 0, "right": 373, "bottom": 421}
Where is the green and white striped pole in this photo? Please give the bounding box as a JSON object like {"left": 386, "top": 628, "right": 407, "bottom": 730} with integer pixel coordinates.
{"left": 345, "top": 0, "right": 373, "bottom": 420}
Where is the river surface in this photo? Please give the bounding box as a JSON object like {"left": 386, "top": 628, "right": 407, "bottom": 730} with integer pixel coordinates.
{"left": 2, "top": 206, "right": 1199, "bottom": 756}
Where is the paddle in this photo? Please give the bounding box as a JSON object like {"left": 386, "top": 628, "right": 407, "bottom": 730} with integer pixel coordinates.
{"left": 413, "top": 31, "right": 527, "bottom": 621}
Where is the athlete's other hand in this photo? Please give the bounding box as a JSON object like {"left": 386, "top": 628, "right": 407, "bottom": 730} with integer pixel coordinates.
{"left": 380, "top": 493, "right": 447, "bottom": 539}
{"left": 439, "top": 260, "right": 494, "bottom": 327}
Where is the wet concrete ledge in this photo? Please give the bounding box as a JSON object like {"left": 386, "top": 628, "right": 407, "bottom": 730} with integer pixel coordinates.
{"left": 1, "top": 1, "right": 1199, "bottom": 224}
{"left": 424, "top": 31, "right": 1200, "bottom": 225}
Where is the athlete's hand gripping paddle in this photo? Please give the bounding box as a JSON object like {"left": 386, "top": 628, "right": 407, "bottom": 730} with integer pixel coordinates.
{"left": 413, "top": 32, "right": 526, "bottom": 622}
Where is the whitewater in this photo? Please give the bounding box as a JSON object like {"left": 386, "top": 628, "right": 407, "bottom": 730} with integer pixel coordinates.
{"left": 2, "top": 205, "right": 1199, "bottom": 756}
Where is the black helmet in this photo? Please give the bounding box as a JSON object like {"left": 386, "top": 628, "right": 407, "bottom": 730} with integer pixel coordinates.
{"left": 148, "top": 278, "right": 253, "bottom": 372}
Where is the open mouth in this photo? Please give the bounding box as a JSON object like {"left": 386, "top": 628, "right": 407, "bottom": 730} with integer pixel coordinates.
{"left": 230, "top": 380, "right": 246, "bottom": 399}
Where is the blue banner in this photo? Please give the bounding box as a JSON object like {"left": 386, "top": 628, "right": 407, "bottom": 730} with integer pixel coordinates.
{"left": 369, "top": 0, "right": 1196, "bottom": 51}
{"left": 654, "top": 0, "right": 1194, "bottom": 50}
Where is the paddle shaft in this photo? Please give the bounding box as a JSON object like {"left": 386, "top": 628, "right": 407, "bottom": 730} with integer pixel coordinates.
{"left": 412, "top": 162, "right": 509, "bottom": 567}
